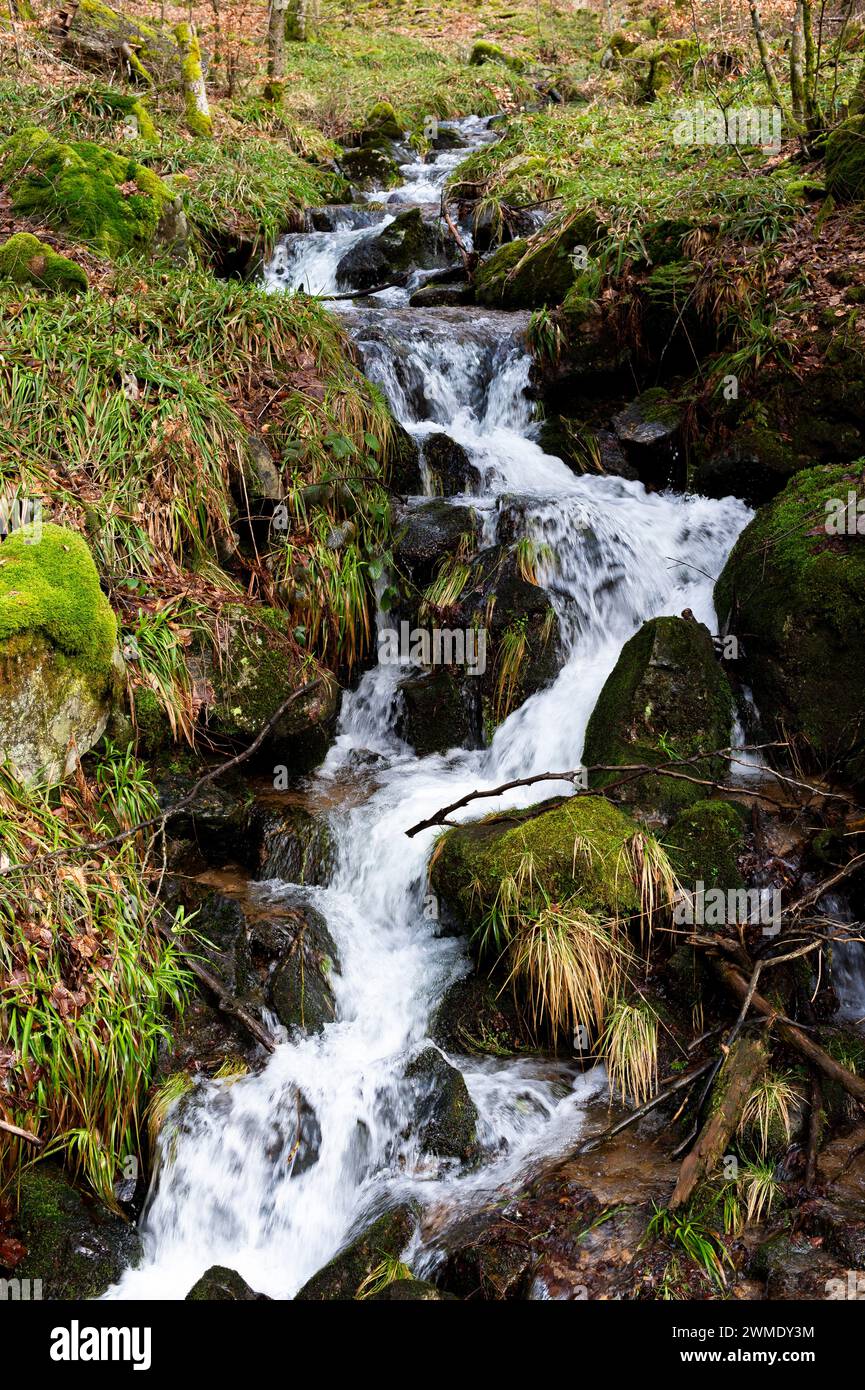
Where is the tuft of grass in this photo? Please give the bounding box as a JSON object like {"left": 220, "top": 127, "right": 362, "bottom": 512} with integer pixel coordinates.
{"left": 355, "top": 1254, "right": 414, "bottom": 1300}
{"left": 599, "top": 998, "right": 659, "bottom": 1107}
{"left": 645, "top": 1203, "right": 731, "bottom": 1292}
{"left": 739, "top": 1073, "right": 798, "bottom": 1158}
{"left": 506, "top": 902, "right": 627, "bottom": 1044}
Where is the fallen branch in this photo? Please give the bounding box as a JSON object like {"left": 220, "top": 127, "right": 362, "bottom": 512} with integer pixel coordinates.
{"left": 156, "top": 920, "right": 276, "bottom": 1054}
{"left": 0, "top": 1117, "right": 43, "bottom": 1146}
{"left": 318, "top": 280, "right": 406, "bottom": 301}
{"left": 669, "top": 1035, "right": 767, "bottom": 1209}
{"left": 713, "top": 958, "right": 865, "bottom": 1106}
{"left": 571, "top": 1058, "right": 716, "bottom": 1155}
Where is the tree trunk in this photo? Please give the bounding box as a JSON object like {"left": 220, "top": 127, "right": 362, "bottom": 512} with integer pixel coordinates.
{"left": 669, "top": 1035, "right": 767, "bottom": 1210}
{"left": 791, "top": 2, "right": 806, "bottom": 127}
{"left": 52, "top": 0, "right": 179, "bottom": 86}
{"left": 747, "top": 0, "right": 788, "bottom": 113}
{"left": 175, "top": 21, "right": 212, "bottom": 138}
{"left": 286, "top": 0, "right": 313, "bottom": 42}
{"left": 268, "top": 0, "right": 287, "bottom": 78}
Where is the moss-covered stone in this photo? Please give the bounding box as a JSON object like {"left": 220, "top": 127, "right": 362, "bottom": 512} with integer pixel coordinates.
{"left": 60, "top": 0, "right": 179, "bottom": 87}
{"left": 468, "top": 41, "right": 522, "bottom": 71}
{"left": 406, "top": 1047, "right": 479, "bottom": 1163}
{"left": 475, "top": 217, "right": 599, "bottom": 310}
{"left": 267, "top": 902, "right": 339, "bottom": 1035}
{"left": 430, "top": 795, "right": 640, "bottom": 933}
{"left": 627, "top": 37, "right": 700, "bottom": 97}
{"left": 665, "top": 799, "right": 746, "bottom": 890}
{"left": 0, "top": 233, "right": 87, "bottom": 294}
{"left": 364, "top": 100, "right": 404, "bottom": 141}
{"left": 11, "top": 1163, "right": 140, "bottom": 1300}
{"left": 338, "top": 144, "right": 401, "bottom": 192}
{"left": 715, "top": 463, "right": 865, "bottom": 784}
{"left": 185, "top": 1266, "right": 266, "bottom": 1299}
{"left": 0, "top": 524, "right": 121, "bottom": 782}
{"left": 205, "top": 607, "right": 339, "bottom": 771}
{"left": 0, "top": 127, "right": 180, "bottom": 257}
{"left": 825, "top": 115, "right": 865, "bottom": 202}
{"left": 295, "top": 1204, "right": 418, "bottom": 1299}
{"left": 582, "top": 617, "right": 733, "bottom": 816}
{"left": 335, "top": 207, "right": 449, "bottom": 290}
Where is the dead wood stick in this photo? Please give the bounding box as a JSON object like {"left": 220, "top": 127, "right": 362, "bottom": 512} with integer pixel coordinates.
{"left": 0, "top": 1117, "right": 43, "bottom": 1146}
{"left": 156, "top": 921, "right": 276, "bottom": 1053}
{"left": 806, "top": 1074, "right": 823, "bottom": 1187}
{"left": 714, "top": 958, "right": 865, "bottom": 1105}
{"left": 571, "top": 1058, "right": 716, "bottom": 1155}
{"left": 669, "top": 1035, "right": 768, "bottom": 1209}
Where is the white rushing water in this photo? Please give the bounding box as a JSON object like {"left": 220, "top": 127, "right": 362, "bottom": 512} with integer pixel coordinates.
{"left": 112, "top": 119, "right": 752, "bottom": 1299}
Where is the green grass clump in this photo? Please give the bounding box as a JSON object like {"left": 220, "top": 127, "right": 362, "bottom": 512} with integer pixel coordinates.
{"left": 0, "top": 751, "right": 189, "bottom": 1201}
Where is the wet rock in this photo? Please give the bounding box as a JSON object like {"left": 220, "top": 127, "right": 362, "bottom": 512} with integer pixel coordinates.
{"left": 393, "top": 498, "right": 479, "bottom": 588}
{"left": 406, "top": 1047, "right": 480, "bottom": 1163}
{"left": 308, "top": 205, "right": 383, "bottom": 232}
{"left": 409, "top": 280, "right": 474, "bottom": 308}
{"left": 185, "top": 1266, "right": 269, "bottom": 1300}
{"left": 395, "top": 666, "right": 482, "bottom": 756}
{"left": 165, "top": 879, "right": 252, "bottom": 995}
{"left": 10, "top": 1163, "right": 140, "bottom": 1300}
{"left": 295, "top": 1204, "right": 418, "bottom": 1299}
{"left": 751, "top": 1231, "right": 847, "bottom": 1300}
{"left": 431, "top": 974, "right": 526, "bottom": 1054}
{"left": 158, "top": 776, "right": 254, "bottom": 867}
{"left": 267, "top": 901, "right": 340, "bottom": 1035}
{"left": 715, "top": 464, "right": 865, "bottom": 785}
{"left": 336, "top": 209, "right": 451, "bottom": 291}
{"left": 422, "top": 432, "right": 481, "bottom": 494}
{"left": 454, "top": 544, "right": 561, "bottom": 734}
{"left": 338, "top": 144, "right": 401, "bottom": 193}
{"left": 252, "top": 800, "right": 334, "bottom": 885}
{"left": 386, "top": 419, "right": 424, "bottom": 494}
{"left": 536, "top": 418, "right": 638, "bottom": 480}
{"left": 612, "top": 388, "right": 684, "bottom": 489}
{"left": 583, "top": 616, "right": 733, "bottom": 817}
{"left": 797, "top": 1198, "right": 865, "bottom": 1267}
{"left": 437, "top": 1219, "right": 536, "bottom": 1299}
{"left": 243, "top": 433, "right": 283, "bottom": 503}
{"left": 475, "top": 217, "right": 598, "bottom": 310}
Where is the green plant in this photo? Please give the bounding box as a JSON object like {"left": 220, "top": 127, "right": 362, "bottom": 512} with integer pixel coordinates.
{"left": 355, "top": 1254, "right": 414, "bottom": 1300}
{"left": 599, "top": 998, "right": 659, "bottom": 1106}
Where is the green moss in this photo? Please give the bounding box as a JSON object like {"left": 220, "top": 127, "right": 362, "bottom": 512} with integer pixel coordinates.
{"left": 583, "top": 617, "right": 734, "bottom": 816}
{"left": 0, "top": 233, "right": 87, "bottom": 294}
{"left": 665, "top": 799, "right": 746, "bottom": 890}
{"left": 0, "top": 523, "right": 117, "bottom": 687}
{"left": 475, "top": 217, "right": 599, "bottom": 310}
{"left": 74, "top": 86, "right": 158, "bottom": 142}
{"left": 0, "top": 126, "right": 176, "bottom": 256}
{"left": 175, "top": 23, "right": 213, "bottom": 138}
{"left": 339, "top": 143, "right": 401, "bottom": 190}
{"left": 715, "top": 463, "right": 865, "bottom": 781}
{"left": 430, "top": 794, "right": 641, "bottom": 929}
{"left": 365, "top": 100, "right": 404, "bottom": 140}
{"left": 469, "top": 41, "right": 522, "bottom": 71}
{"left": 132, "top": 685, "right": 172, "bottom": 757}
{"left": 628, "top": 38, "right": 700, "bottom": 98}
{"left": 825, "top": 115, "right": 865, "bottom": 202}
{"left": 71, "top": 0, "right": 174, "bottom": 87}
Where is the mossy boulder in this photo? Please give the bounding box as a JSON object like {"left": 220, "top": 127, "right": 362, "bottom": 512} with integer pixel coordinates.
{"left": 475, "top": 218, "right": 598, "bottom": 310}
{"left": 430, "top": 795, "right": 641, "bottom": 937}
{"left": 665, "top": 799, "right": 746, "bottom": 890}
{"left": 0, "top": 233, "right": 87, "bottom": 294}
{"left": 371, "top": 1278, "right": 457, "bottom": 1299}
{"left": 295, "top": 1204, "right": 418, "bottom": 1299}
{"left": 267, "top": 901, "right": 340, "bottom": 1035}
{"left": 0, "top": 127, "right": 184, "bottom": 258}
{"left": 468, "top": 41, "right": 522, "bottom": 71}
{"left": 825, "top": 115, "right": 865, "bottom": 202}
{"left": 203, "top": 607, "right": 340, "bottom": 771}
{"left": 57, "top": 0, "right": 181, "bottom": 87}
{"left": 582, "top": 616, "right": 733, "bottom": 816}
{"left": 395, "top": 667, "right": 482, "bottom": 756}
{"left": 393, "top": 499, "right": 479, "bottom": 588}
{"left": 254, "top": 801, "right": 334, "bottom": 885}
{"left": 364, "top": 100, "right": 404, "bottom": 141}
{"left": 715, "top": 463, "right": 865, "bottom": 783}
{"left": 185, "top": 1266, "right": 267, "bottom": 1299}
{"left": 10, "top": 1163, "right": 140, "bottom": 1300}
{"left": 335, "top": 208, "right": 450, "bottom": 291}
{"left": 0, "top": 523, "right": 121, "bottom": 784}
{"left": 406, "top": 1047, "right": 480, "bottom": 1164}
{"left": 338, "top": 144, "right": 401, "bottom": 193}
{"left": 627, "top": 38, "right": 700, "bottom": 97}
{"left": 612, "top": 388, "right": 685, "bottom": 489}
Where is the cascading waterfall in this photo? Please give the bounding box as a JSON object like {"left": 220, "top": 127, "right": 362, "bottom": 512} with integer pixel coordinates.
{"left": 111, "top": 118, "right": 752, "bottom": 1300}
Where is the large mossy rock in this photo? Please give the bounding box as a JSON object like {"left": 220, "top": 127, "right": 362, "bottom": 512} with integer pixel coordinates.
{"left": 0, "top": 523, "right": 121, "bottom": 784}
{"left": 825, "top": 115, "right": 865, "bottom": 202}
{"left": 0, "top": 127, "right": 184, "bottom": 257}
{"left": 475, "top": 218, "right": 598, "bottom": 310}
{"left": 430, "top": 795, "right": 640, "bottom": 938}
{"left": 393, "top": 499, "right": 479, "bottom": 587}
{"left": 54, "top": 0, "right": 181, "bottom": 87}
{"left": 583, "top": 616, "right": 733, "bottom": 816}
{"left": 201, "top": 607, "right": 340, "bottom": 771}
{"left": 395, "top": 666, "right": 482, "bottom": 755}
{"left": 337, "top": 144, "right": 401, "bottom": 193}
{"left": 294, "top": 1204, "right": 418, "bottom": 1300}
{"left": 10, "top": 1163, "right": 140, "bottom": 1300}
{"left": 664, "top": 798, "right": 746, "bottom": 891}
{"left": 406, "top": 1047, "right": 480, "bottom": 1164}
{"left": 335, "top": 209, "right": 449, "bottom": 291}
{"left": 715, "top": 464, "right": 865, "bottom": 784}
{"left": 0, "top": 232, "right": 87, "bottom": 293}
